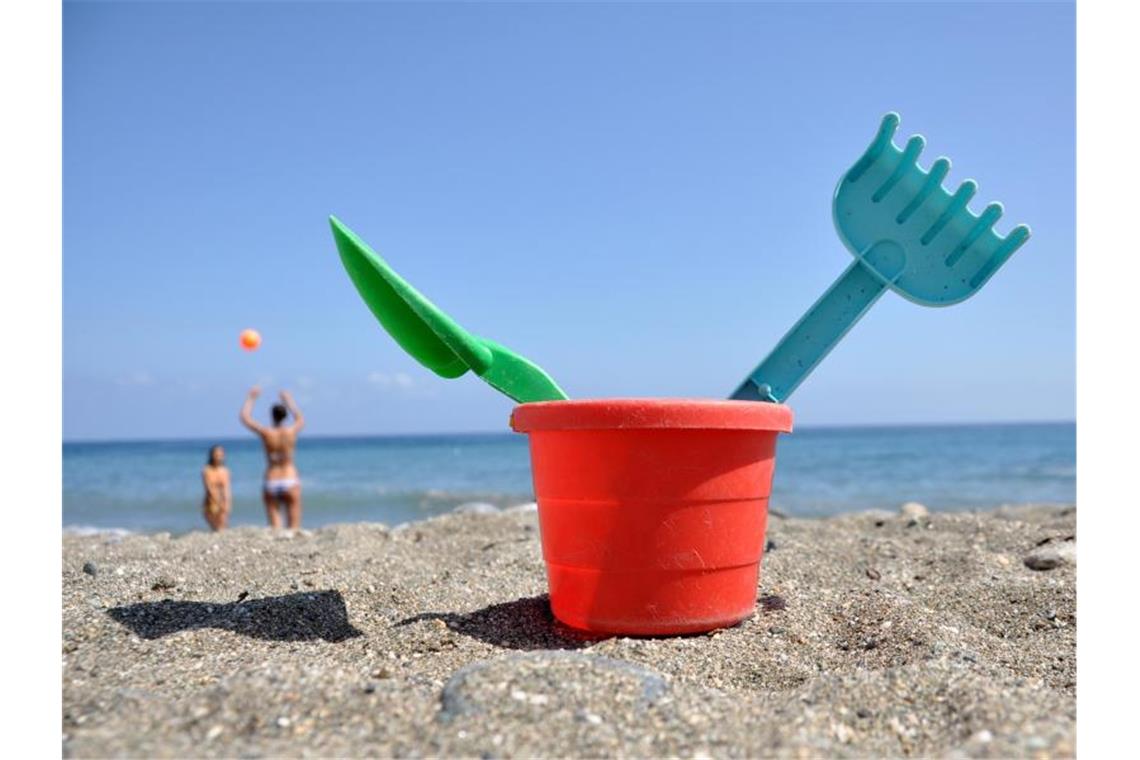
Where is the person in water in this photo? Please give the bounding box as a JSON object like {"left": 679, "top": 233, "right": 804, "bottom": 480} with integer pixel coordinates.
{"left": 240, "top": 386, "right": 305, "bottom": 529}
{"left": 201, "top": 444, "right": 232, "bottom": 531}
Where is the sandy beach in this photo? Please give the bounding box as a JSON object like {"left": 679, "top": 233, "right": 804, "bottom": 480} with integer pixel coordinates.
{"left": 62, "top": 504, "right": 1075, "bottom": 758}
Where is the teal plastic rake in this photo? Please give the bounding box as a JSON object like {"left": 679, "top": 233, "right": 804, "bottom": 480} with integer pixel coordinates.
{"left": 732, "top": 113, "right": 1031, "bottom": 403}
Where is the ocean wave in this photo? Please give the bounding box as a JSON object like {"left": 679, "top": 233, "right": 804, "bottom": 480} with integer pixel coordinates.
{"left": 63, "top": 525, "right": 135, "bottom": 537}
{"left": 393, "top": 488, "right": 532, "bottom": 507}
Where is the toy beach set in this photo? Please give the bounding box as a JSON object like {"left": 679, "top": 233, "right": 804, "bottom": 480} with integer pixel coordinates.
{"left": 329, "top": 114, "right": 1030, "bottom": 637}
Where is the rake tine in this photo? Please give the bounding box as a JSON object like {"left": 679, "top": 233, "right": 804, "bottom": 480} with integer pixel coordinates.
{"left": 969, "top": 225, "right": 1031, "bottom": 288}
{"left": 921, "top": 180, "right": 977, "bottom": 246}
{"left": 847, "top": 113, "right": 900, "bottom": 183}
{"left": 873, "top": 136, "right": 925, "bottom": 203}
{"left": 946, "top": 202, "right": 1003, "bottom": 267}
{"left": 896, "top": 157, "right": 950, "bottom": 224}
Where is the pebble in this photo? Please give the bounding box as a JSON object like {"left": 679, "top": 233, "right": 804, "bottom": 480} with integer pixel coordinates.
{"left": 1024, "top": 538, "right": 1075, "bottom": 571}
{"left": 82, "top": 562, "right": 98, "bottom": 577}
{"left": 865, "top": 568, "right": 881, "bottom": 581}
{"left": 510, "top": 689, "right": 549, "bottom": 706}
{"left": 151, "top": 576, "right": 177, "bottom": 591}
{"left": 759, "top": 595, "right": 787, "bottom": 612}
{"left": 900, "top": 502, "right": 929, "bottom": 518}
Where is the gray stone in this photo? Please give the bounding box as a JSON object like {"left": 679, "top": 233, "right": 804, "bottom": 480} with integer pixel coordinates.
{"left": 82, "top": 562, "right": 98, "bottom": 577}
{"left": 438, "top": 652, "right": 669, "bottom": 725}
{"left": 1024, "top": 538, "right": 1075, "bottom": 570}
{"left": 900, "top": 502, "right": 929, "bottom": 518}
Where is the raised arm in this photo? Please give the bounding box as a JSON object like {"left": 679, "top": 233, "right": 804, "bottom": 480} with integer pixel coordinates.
{"left": 280, "top": 389, "right": 305, "bottom": 433}
{"left": 240, "top": 386, "right": 264, "bottom": 433}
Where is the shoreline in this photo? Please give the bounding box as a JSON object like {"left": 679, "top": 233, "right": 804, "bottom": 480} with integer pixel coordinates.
{"left": 62, "top": 499, "right": 1076, "bottom": 538}
{"left": 64, "top": 503, "right": 1075, "bottom": 757}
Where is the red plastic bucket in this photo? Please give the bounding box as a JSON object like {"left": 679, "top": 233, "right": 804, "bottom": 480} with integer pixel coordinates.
{"left": 510, "top": 398, "right": 793, "bottom": 635}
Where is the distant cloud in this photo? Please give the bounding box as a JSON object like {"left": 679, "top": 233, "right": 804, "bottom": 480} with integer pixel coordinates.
{"left": 116, "top": 370, "right": 154, "bottom": 387}
{"left": 367, "top": 371, "right": 415, "bottom": 390}
{"left": 175, "top": 378, "right": 204, "bottom": 395}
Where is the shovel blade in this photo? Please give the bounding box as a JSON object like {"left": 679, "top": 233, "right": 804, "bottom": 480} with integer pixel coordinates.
{"left": 330, "top": 216, "right": 478, "bottom": 378}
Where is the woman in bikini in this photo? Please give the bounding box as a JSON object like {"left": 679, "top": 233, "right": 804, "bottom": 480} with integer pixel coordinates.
{"left": 240, "top": 386, "right": 305, "bottom": 529}
{"left": 201, "top": 444, "right": 232, "bottom": 531}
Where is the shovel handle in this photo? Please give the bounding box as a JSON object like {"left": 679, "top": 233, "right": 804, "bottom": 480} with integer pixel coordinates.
{"left": 731, "top": 259, "right": 887, "bottom": 402}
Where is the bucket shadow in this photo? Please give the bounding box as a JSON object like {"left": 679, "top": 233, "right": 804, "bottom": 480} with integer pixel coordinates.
{"left": 107, "top": 590, "right": 363, "bottom": 643}
{"left": 396, "top": 594, "right": 604, "bottom": 650}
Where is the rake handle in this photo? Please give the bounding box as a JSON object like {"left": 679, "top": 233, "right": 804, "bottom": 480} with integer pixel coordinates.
{"left": 731, "top": 259, "right": 887, "bottom": 402}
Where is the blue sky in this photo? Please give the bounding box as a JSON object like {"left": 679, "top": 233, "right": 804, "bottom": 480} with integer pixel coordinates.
{"left": 63, "top": 1, "right": 1074, "bottom": 440}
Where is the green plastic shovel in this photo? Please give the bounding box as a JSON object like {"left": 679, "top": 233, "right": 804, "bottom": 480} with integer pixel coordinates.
{"left": 330, "top": 216, "right": 568, "bottom": 404}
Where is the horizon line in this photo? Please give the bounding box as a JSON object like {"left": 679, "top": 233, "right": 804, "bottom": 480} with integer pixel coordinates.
{"left": 62, "top": 418, "right": 1077, "bottom": 446}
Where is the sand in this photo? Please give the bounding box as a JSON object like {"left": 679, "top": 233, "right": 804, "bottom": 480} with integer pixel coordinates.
{"left": 62, "top": 504, "right": 1075, "bottom": 758}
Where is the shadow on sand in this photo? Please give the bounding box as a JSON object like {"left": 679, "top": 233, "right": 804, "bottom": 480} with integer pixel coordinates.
{"left": 108, "top": 590, "right": 363, "bottom": 643}
{"left": 396, "top": 594, "right": 605, "bottom": 650}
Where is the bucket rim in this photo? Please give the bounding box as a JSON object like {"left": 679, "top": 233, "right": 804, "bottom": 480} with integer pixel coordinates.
{"left": 510, "top": 397, "right": 793, "bottom": 433}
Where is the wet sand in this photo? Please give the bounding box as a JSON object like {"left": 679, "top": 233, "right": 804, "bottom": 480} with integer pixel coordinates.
{"left": 63, "top": 504, "right": 1075, "bottom": 758}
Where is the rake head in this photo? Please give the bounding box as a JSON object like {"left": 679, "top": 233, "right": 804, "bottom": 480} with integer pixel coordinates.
{"left": 833, "top": 113, "right": 1030, "bottom": 306}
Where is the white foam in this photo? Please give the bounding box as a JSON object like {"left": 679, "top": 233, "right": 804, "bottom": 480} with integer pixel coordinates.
{"left": 63, "top": 525, "right": 134, "bottom": 538}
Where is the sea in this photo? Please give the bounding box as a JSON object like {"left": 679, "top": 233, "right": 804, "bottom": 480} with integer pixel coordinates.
{"left": 63, "top": 422, "right": 1075, "bottom": 535}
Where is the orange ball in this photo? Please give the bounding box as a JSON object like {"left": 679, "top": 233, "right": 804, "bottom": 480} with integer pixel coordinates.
{"left": 239, "top": 328, "right": 261, "bottom": 352}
